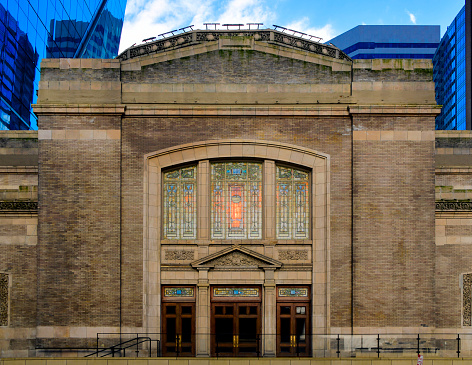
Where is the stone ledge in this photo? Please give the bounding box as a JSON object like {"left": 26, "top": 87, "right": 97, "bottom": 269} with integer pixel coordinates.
{"left": 32, "top": 105, "right": 126, "bottom": 115}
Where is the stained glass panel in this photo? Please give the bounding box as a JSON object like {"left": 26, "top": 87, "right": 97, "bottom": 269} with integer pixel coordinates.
{"left": 211, "top": 162, "right": 262, "bottom": 239}
{"left": 276, "top": 166, "right": 310, "bottom": 239}
{"left": 163, "top": 166, "right": 197, "bottom": 239}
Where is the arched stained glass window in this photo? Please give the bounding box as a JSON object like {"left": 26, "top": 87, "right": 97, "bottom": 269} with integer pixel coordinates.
{"left": 163, "top": 165, "right": 197, "bottom": 239}
{"left": 276, "top": 166, "right": 310, "bottom": 239}
{"left": 211, "top": 162, "right": 262, "bottom": 239}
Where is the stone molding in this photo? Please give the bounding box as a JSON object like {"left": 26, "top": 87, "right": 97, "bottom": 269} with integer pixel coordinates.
{"left": 353, "top": 130, "right": 435, "bottom": 142}
{"left": 349, "top": 105, "right": 441, "bottom": 115}
{"left": 38, "top": 130, "right": 120, "bottom": 140}
{"left": 126, "top": 105, "right": 350, "bottom": 117}
{"left": 32, "top": 105, "right": 126, "bottom": 115}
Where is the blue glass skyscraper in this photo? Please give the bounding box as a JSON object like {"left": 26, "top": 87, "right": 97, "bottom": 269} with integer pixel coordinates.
{"left": 0, "top": 0, "right": 127, "bottom": 130}
{"left": 433, "top": 4, "right": 471, "bottom": 130}
{"left": 328, "top": 25, "right": 440, "bottom": 60}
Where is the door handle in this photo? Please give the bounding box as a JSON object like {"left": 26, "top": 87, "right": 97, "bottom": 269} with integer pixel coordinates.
{"left": 233, "top": 335, "right": 239, "bottom": 347}
{"left": 291, "top": 335, "right": 296, "bottom": 347}
{"left": 176, "top": 334, "right": 182, "bottom": 349}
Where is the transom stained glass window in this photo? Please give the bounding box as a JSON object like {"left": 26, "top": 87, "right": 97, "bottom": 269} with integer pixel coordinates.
{"left": 211, "top": 162, "right": 262, "bottom": 239}
{"left": 163, "top": 166, "right": 197, "bottom": 239}
{"left": 276, "top": 166, "right": 310, "bottom": 239}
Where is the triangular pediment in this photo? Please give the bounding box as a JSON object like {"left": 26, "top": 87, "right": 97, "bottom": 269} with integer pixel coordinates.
{"left": 191, "top": 245, "right": 282, "bottom": 270}
{"left": 118, "top": 29, "right": 351, "bottom": 69}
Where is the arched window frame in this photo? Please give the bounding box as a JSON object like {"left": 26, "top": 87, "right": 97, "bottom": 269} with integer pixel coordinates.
{"left": 161, "top": 159, "right": 312, "bottom": 240}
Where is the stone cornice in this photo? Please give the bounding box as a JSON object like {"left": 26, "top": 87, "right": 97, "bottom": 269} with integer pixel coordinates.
{"left": 32, "top": 104, "right": 126, "bottom": 115}
{"left": 124, "top": 105, "right": 350, "bottom": 117}
{"left": 349, "top": 105, "right": 441, "bottom": 115}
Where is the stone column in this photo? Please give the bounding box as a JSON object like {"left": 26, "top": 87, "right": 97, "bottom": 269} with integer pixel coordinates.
{"left": 198, "top": 160, "right": 210, "bottom": 240}
{"left": 196, "top": 268, "right": 210, "bottom": 357}
{"left": 263, "top": 268, "right": 276, "bottom": 356}
{"left": 264, "top": 160, "right": 276, "bottom": 239}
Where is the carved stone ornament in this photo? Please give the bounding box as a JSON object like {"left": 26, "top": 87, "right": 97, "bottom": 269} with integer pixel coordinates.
{"left": 165, "top": 250, "right": 194, "bottom": 260}
{"left": 118, "top": 30, "right": 349, "bottom": 62}
{"left": 278, "top": 250, "right": 308, "bottom": 260}
{"left": 191, "top": 245, "right": 283, "bottom": 271}
{"left": 436, "top": 200, "right": 472, "bottom": 211}
{"left": 207, "top": 251, "right": 262, "bottom": 267}
{"left": 0, "top": 201, "right": 38, "bottom": 211}
{"left": 463, "top": 273, "right": 472, "bottom": 326}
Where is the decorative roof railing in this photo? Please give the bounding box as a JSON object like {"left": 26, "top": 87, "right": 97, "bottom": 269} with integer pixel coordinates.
{"left": 117, "top": 26, "right": 351, "bottom": 62}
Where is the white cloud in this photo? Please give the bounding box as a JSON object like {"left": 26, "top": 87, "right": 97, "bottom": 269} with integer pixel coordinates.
{"left": 118, "top": 0, "right": 335, "bottom": 53}
{"left": 283, "top": 17, "right": 335, "bottom": 42}
{"left": 119, "top": 0, "right": 277, "bottom": 53}
{"left": 119, "top": 0, "right": 214, "bottom": 52}
{"left": 406, "top": 10, "right": 417, "bottom": 24}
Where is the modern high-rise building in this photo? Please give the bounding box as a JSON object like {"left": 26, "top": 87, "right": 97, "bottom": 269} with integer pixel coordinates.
{"left": 328, "top": 25, "right": 440, "bottom": 60}
{"left": 0, "top": 0, "right": 127, "bottom": 130}
{"left": 433, "top": 2, "right": 471, "bottom": 130}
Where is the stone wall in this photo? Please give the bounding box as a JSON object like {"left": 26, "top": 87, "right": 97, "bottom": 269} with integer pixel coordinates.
{"left": 435, "top": 131, "right": 472, "bottom": 328}
{"left": 0, "top": 131, "right": 38, "bottom": 357}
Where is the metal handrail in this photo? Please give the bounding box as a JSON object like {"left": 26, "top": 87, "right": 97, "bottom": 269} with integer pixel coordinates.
{"left": 85, "top": 336, "right": 157, "bottom": 357}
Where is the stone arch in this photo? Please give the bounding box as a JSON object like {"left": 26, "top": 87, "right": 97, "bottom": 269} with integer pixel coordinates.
{"left": 142, "top": 139, "right": 331, "bottom": 350}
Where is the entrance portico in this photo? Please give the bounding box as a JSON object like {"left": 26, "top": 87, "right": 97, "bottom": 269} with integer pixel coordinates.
{"left": 191, "top": 245, "right": 283, "bottom": 357}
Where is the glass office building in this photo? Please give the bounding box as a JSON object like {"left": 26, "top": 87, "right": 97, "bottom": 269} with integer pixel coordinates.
{"left": 0, "top": 0, "right": 126, "bottom": 130}
{"left": 433, "top": 6, "right": 467, "bottom": 130}
{"left": 328, "top": 25, "right": 440, "bottom": 60}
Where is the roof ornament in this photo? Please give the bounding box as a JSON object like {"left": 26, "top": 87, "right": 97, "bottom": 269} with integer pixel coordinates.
{"left": 204, "top": 23, "right": 220, "bottom": 30}
{"left": 247, "top": 23, "right": 263, "bottom": 29}
{"left": 273, "top": 24, "right": 322, "bottom": 42}
{"left": 222, "top": 23, "right": 244, "bottom": 30}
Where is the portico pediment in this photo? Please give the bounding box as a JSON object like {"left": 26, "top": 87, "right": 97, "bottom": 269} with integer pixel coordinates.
{"left": 191, "top": 245, "right": 282, "bottom": 270}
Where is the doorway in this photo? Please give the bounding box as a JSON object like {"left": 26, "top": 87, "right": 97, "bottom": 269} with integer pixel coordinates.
{"left": 161, "top": 290, "right": 195, "bottom": 357}
{"left": 276, "top": 287, "right": 311, "bottom": 357}
{"left": 210, "top": 287, "right": 262, "bottom": 357}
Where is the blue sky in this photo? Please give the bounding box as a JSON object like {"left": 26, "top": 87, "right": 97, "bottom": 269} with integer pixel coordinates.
{"left": 119, "top": 0, "right": 465, "bottom": 53}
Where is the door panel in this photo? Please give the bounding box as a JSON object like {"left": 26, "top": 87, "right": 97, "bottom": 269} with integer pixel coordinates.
{"left": 162, "top": 303, "right": 195, "bottom": 356}
{"left": 212, "top": 303, "right": 261, "bottom": 356}
{"left": 277, "top": 303, "right": 310, "bottom": 356}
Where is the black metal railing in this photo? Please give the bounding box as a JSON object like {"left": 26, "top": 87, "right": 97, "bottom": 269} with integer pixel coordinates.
{"left": 85, "top": 335, "right": 160, "bottom": 357}
{"left": 79, "top": 332, "right": 469, "bottom": 358}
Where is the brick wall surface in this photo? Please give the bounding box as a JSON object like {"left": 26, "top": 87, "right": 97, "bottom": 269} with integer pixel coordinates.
{"left": 353, "top": 115, "right": 435, "bottom": 327}
{"left": 121, "top": 50, "right": 351, "bottom": 85}
{"left": 38, "top": 129, "right": 121, "bottom": 326}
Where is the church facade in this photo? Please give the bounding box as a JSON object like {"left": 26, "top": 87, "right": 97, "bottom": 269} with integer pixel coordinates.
{"left": 1, "top": 29, "right": 472, "bottom": 358}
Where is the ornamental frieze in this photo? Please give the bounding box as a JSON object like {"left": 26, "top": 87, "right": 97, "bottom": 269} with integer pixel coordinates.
{"left": 278, "top": 249, "right": 308, "bottom": 260}
{"left": 0, "top": 201, "right": 38, "bottom": 211}
{"left": 118, "top": 29, "right": 349, "bottom": 62}
{"left": 165, "top": 250, "right": 195, "bottom": 260}
{"left": 436, "top": 200, "right": 472, "bottom": 211}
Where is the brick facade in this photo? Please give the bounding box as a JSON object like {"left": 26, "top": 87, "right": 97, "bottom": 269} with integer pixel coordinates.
{"left": 2, "top": 30, "right": 467, "bottom": 357}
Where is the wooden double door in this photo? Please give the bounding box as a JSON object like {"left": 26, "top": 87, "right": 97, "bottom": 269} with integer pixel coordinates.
{"left": 211, "top": 302, "right": 261, "bottom": 356}
{"left": 162, "top": 302, "right": 195, "bottom": 356}
{"left": 276, "top": 302, "right": 311, "bottom": 356}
